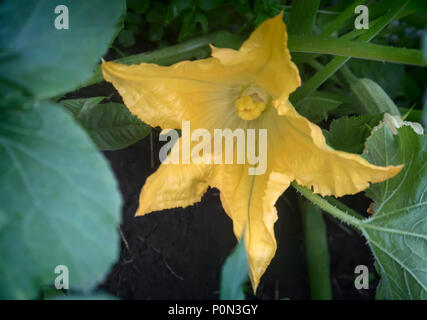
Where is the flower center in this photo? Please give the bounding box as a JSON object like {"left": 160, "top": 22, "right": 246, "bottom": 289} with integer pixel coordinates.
{"left": 235, "top": 86, "right": 269, "bottom": 121}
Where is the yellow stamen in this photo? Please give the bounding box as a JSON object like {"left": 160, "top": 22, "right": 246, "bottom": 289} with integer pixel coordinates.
{"left": 235, "top": 88, "right": 268, "bottom": 120}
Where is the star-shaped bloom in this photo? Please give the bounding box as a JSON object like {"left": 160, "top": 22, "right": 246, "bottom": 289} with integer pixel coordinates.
{"left": 102, "top": 13, "right": 402, "bottom": 291}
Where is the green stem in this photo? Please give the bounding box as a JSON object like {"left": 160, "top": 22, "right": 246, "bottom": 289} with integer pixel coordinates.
{"left": 290, "top": 0, "right": 409, "bottom": 104}
{"left": 288, "top": 0, "right": 320, "bottom": 35}
{"left": 299, "top": 197, "right": 333, "bottom": 300}
{"left": 292, "top": 16, "right": 382, "bottom": 64}
{"left": 307, "top": 59, "right": 341, "bottom": 85}
{"left": 281, "top": 5, "right": 340, "bottom": 16}
{"left": 288, "top": 35, "right": 426, "bottom": 66}
{"left": 322, "top": 0, "right": 418, "bottom": 39}
{"left": 339, "top": 18, "right": 380, "bottom": 41}
{"left": 325, "top": 196, "right": 365, "bottom": 220}
{"left": 292, "top": 182, "right": 362, "bottom": 229}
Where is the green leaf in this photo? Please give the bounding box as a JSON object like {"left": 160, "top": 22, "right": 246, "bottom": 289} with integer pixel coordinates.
{"left": 198, "top": 0, "right": 224, "bottom": 11}
{"left": 179, "top": 11, "right": 209, "bottom": 41}
{"left": 127, "top": 0, "right": 150, "bottom": 14}
{"left": 149, "top": 23, "right": 165, "bottom": 42}
{"left": 194, "top": 12, "right": 209, "bottom": 35}
{"left": 0, "top": 207, "right": 6, "bottom": 231}
{"left": 212, "top": 31, "right": 242, "bottom": 50}
{"left": 348, "top": 60, "right": 404, "bottom": 99}
{"left": 288, "top": 0, "right": 320, "bottom": 35}
{"left": 220, "top": 236, "right": 249, "bottom": 300}
{"left": 60, "top": 97, "right": 105, "bottom": 116}
{"left": 125, "top": 12, "right": 143, "bottom": 34}
{"left": 423, "top": 29, "right": 427, "bottom": 62}
{"left": 146, "top": 2, "right": 167, "bottom": 24}
{"left": 0, "top": 0, "right": 125, "bottom": 99}
{"left": 324, "top": 114, "right": 384, "bottom": 154}
{"left": 234, "top": 0, "right": 252, "bottom": 16}
{"left": 118, "top": 29, "right": 136, "bottom": 48}
{"left": 295, "top": 91, "right": 349, "bottom": 123}
{"left": 254, "top": 12, "right": 270, "bottom": 27}
{"left": 300, "top": 199, "right": 332, "bottom": 300}
{"left": 179, "top": 11, "right": 196, "bottom": 42}
{"left": 60, "top": 98, "right": 151, "bottom": 151}
{"left": 51, "top": 291, "right": 118, "bottom": 300}
{"left": 361, "top": 126, "right": 427, "bottom": 299}
{"left": 424, "top": 96, "right": 427, "bottom": 130}
{"left": 349, "top": 78, "right": 400, "bottom": 116}
{"left": 0, "top": 102, "right": 122, "bottom": 299}
{"left": 41, "top": 286, "right": 67, "bottom": 300}
{"left": 165, "top": 0, "right": 190, "bottom": 25}
{"left": 0, "top": 84, "right": 29, "bottom": 108}
{"left": 403, "top": 74, "right": 422, "bottom": 104}
{"left": 399, "top": 107, "right": 423, "bottom": 124}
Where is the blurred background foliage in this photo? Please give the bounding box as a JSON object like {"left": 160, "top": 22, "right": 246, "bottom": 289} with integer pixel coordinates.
{"left": 115, "top": 0, "right": 426, "bottom": 116}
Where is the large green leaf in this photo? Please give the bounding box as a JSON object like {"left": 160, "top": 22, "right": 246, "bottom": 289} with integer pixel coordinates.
{"left": 324, "top": 114, "right": 384, "bottom": 154}
{"left": 295, "top": 91, "right": 349, "bottom": 123}
{"left": 0, "top": 207, "right": 6, "bottom": 231}
{"left": 0, "top": 0, "right": 125, "bottom": 99}
{"left": 361, "top": 126, "right": 427, "bottom": 299}
{"left": 0, "top": 102, "right": 122, "bottom": 299}
{"left": 348, "top": 60, "right": 405, "bottom": 99}
{"left": 220, "top": 236, "right": 248, "bottom": 300}
{"left": 349, "top": 78, "right": 400, "bottom": 116}
{"left": 60, "top": 98, "right": 152, "bottom": 151}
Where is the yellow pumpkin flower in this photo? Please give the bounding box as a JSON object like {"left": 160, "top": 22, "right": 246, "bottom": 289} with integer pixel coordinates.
{"left": 102, "top": 13, "right": 402, "bottom": 291}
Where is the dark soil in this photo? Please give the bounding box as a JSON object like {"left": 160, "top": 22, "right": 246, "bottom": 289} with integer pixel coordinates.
{"left": 71, "top": 81, "right": 378, "bottom": 301}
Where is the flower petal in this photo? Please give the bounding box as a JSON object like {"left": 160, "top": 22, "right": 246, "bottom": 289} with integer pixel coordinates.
{"left": 102, "top": 59, "right": 243, "bottom": 130}
{"left": 137, "top": 139, "right": 213, "bottom": 215}
{"left": 211, "top": 164, "right": 293, "bottom": 291}
{"left": 272, "top": 102, "right": 403, "bottom": 197}
{"left": 211, "top": 13, "right": 301, "bottom": 101}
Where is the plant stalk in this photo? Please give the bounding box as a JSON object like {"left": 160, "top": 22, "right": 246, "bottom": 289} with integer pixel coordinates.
{"left": 299, "top": 197, "right": 333, "bottom": 300}
{"left": 292, "top": 182, "right": 362, "bottom": 229}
